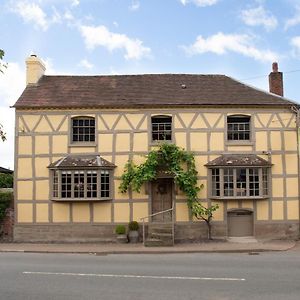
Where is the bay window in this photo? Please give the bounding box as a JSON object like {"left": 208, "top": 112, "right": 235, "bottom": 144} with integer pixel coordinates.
{"left": 210, "top": 167, "right": 269, "bottom": 199}
{"left": 48, "top": 155, "right": 115, "bottom": 201}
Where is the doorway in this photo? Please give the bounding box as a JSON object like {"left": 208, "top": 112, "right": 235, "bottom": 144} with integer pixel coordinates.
{"left": 151, "top": 178, "right": 173, "bottom": 222}
{"left": 227, "top": 210, "right": 254, "bottom": 237}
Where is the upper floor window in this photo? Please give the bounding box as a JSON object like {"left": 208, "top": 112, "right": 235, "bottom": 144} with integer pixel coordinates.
{"left": 151, "top": 115, "right": 172, "bottom": 141}
{"left": 227, "top": 115, "right": 250, "bottom": 141}
{"left": 71, "top": 117, "right": 95, "bottom": 143}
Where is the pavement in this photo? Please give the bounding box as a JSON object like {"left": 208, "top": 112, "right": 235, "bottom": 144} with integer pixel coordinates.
{"left": 0, "top": 238, "right": 298, "bottom": 254}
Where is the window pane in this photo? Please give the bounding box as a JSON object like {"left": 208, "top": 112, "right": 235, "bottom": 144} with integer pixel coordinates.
{"left": 151, "top": 116, "right": 172, "bottom": 141}
{"left": 262, "top": 168, "right": 268, "bottom": 196}
{"left": 212, "top": 169, "right": 220, "bottom": 196}
{"left": 72, "top": 117, "right": 96, "bottom": 143}
{"left": 100, "top": 170, "right": 110, "bottom": 198}
{"left": 249, "top": 168, "right": 259, "bottom": 196}
{"left": 53, "top": 170, "right": 59, "bottom": 197}
{"left": 236, "top": 168, "right": 246, "bottom": 196}
{"left": 227, "top": 115, "right": 250, "bottom": 141}
{"left": 223, "top": 168, "right": 234, "bottom": 196}
{"left": 74, "top": 171, "right": 84, "bottom": 198}
{"left": 87, "top": 171, "right": 97, "bottom": 198}
{"left": 61, "top": 171, "right": 72, "bottom": 198}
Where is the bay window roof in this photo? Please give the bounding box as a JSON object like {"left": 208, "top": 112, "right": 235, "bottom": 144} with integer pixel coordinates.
{"left": 48, "top": 155, "right": 116, "bottom": 169}
{"left": 205, "top": 154, "right": 272, "bottom": 168}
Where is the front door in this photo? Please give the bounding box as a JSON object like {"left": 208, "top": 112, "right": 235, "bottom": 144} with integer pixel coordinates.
{"left": 151, "top": 178, "right": 173, "bottom": 222}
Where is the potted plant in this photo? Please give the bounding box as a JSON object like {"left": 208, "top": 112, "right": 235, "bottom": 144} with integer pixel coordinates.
{"left": 128, "top": 221, "right": 139, "bottom": 243}
{"left": 115, "top": 224, "right": 128, "bottom": 243}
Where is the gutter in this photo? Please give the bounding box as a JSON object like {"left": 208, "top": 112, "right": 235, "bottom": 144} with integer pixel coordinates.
{"left": 292, "top": 106, "right": 300, "bottom": 238}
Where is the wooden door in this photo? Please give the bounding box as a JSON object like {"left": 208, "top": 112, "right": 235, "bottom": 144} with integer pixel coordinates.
{"left": 151, "top": 178, "right": 173, "bottom": 222}
{"left": 228, "top": 210, "right": 253, "bottom": 237}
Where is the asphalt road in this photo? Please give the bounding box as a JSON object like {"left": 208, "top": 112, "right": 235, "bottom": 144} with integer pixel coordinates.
{"left": 0, "top": 250, "right": 300, "bottom": 300}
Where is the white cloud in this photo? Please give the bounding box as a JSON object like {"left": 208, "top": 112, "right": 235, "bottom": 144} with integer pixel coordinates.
{"left": 0, "top": 62, "right": 25, "bottom": 107}
{"left": 0, "top": 62, "right": 26, "bottom": 169}
{"left": 291, "top": 36, "right": 300, "bottom": 55}
{"left": 285, "top": 6, "right": 300, "bottom": 30}
{"left": 79, "top": 25, "right": 151, "bottom": 60}
{"left": 64, "top": 10, "right": 74, "bottom": 20}
{"left": 71, "top": 0, "right": 80, "bottom": 7}
{"left": 179, "top": 0, "right": 218, "bottom": 7}
{"left": 9, "top": 0, "right": 79, "bottom": 30}
{"left": 129, "top": 0, "right": 140, "bottom": 11}
{"left": 11, "top": 1, "right": 49, "bottom": 31}
{"left": 183, "top": 32, "right": 278, "bottom": 62}
{"left": 240, "top": 6, "right": 278, "bottom": 31}
{"left": 78, "top": 59, "right": 94, "bottom": 70}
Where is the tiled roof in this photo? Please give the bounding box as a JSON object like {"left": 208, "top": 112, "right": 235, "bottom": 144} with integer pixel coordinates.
{"left": 0, "top": 167, "right": 13, "bottom": 174}
{"left": 14, "top": 74, "right": 295, "bottom": 108}
{"left": 48, "top": 155, "right": 116, "bottom": 169}
{"left": 205, "top": 154, "right": 272, "bottom": 167}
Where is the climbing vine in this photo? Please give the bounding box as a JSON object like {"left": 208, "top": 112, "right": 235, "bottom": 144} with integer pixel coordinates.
{"left": 120, "top": 143, "right": 203, "bottom": 211}
{"left": 119, "top": 143, "right": 220, "bottom": 239}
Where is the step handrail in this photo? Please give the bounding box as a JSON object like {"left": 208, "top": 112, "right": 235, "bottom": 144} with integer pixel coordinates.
{"left": 140, "top": 206, "right": 174, "bottom": 246}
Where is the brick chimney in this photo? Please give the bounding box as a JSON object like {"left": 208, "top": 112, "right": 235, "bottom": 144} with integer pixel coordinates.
{"left": 25, "top": 54, "right": 46, "bottom": 85}
{"left": 269, "top": 62, "right": 283, "bottom": 96}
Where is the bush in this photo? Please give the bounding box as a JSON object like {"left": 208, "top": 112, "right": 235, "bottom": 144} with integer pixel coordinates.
{"left": 115, "top": 224, "right": 126, "bottom": 235}
{"left": 128, "top": 221, "right": 139, "bottom": 231}
{"left": 0, "top": 191, "right": 12, "bottom": 222}
{"left": 0, "top": 173, "right": 13, "bottom": 188}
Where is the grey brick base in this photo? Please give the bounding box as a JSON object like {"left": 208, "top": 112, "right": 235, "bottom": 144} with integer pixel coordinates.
{"left": 13, "top": 221, "right": 300, "bottom": 243}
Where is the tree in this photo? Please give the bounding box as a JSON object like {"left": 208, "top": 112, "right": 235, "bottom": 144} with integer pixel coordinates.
{"left": 0, "top": 49, "right": 7, "bottom": 73}
{"left": 0, "top": 124, "right": 6, "bottom": 142}
{"left": 0, "top": 173, "right": 13, "bottom": 188}
{"left": 192, "top": 201, "right": 219, "bottom": 240}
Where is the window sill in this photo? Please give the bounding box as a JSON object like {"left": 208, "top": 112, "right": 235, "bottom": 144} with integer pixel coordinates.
{"left": 150, "top": 140, "right": 173, "bottom": 146}
{"left": 69, "top": 142, "right": 97, "bottom": 148}
{"left": 225, "top": 141, "right": 253, "bottom": 146}
{"left": 52, "top": 198, "right": 112, "bottom": 202}
{"left": 210, "top": 196, "right": 269, "bottom": 201}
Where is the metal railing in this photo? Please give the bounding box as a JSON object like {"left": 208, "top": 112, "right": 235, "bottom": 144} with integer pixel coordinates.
{"left": 140, "top": 206, "right": 174, "bottom": 246}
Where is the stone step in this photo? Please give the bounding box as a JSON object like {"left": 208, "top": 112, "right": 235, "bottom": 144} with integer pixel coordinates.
{"left": 150, "top": 232, "right": 173, "bottom": 241}
{"left": 148, "top": 224, "right": 173, "bottom": 235}
{"left": 144, "top": 238, "right": 174, "bottom": 247}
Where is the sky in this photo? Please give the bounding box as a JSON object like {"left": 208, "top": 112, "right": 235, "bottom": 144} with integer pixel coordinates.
{"left": 0, "top": 0, "right": 300, "bottom": 170}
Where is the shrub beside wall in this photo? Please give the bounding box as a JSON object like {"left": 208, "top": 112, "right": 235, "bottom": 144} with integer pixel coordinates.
{"left": 0, "top": 191, "right": 13, "bottom": 223}
{"left": 0, "top": 173, "right": 13, "bottom": 189}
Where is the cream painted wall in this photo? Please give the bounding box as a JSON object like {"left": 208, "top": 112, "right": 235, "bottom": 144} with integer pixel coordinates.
{"left": 36, "top": 204, "right": 49, "bottom": 222}
{"left": 256, "top": 201, "right": 269, "bottom": 220}
{"left": 114, "top": 203, "right": 130, "bottom": 222}
{"left": 72, "top": 203, "right": 90, "bottom": 222}
{"left": 15, "top": 109, "right": 299, "bottom": 230}
{"left": 18, "top": 136, "right": 32, "bottom": 155}
{"left": 93, "top": 203, "right": 112, "bottom": 222}
{"left": 52, "top": 203, "right": 70, "bottom": 222}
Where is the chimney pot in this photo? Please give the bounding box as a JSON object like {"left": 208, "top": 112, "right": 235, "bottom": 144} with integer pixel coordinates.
{"left": 269, "top": 62, "right": 283, "bottom": 97}
{"left": 272, "top": 62, "right": 278, "bottom": 72}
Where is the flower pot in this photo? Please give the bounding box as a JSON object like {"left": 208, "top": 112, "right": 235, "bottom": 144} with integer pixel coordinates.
{"left": 128, "top": 230, "right": 139, "bottom": 243}
{"left": 116, "top": 234, "right": 128, "bottom": 244}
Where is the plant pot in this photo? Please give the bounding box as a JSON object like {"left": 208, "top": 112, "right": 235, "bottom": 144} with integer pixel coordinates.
{"left": 128, "top": 230, "right": 139, "bottom": 243}
{"left": 116, "top": 234, "right": 128, "bottom": 244}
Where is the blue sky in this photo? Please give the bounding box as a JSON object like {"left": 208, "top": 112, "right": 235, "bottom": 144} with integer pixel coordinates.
{"left": 1, "top": 0, "right": 300, "bottom": 169}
